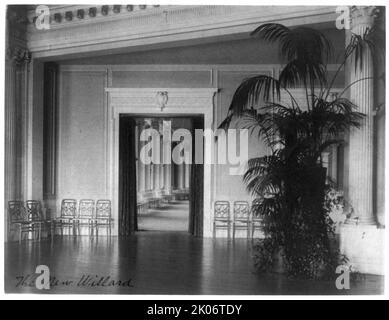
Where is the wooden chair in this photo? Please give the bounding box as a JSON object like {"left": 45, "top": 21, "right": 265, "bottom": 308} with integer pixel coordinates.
{"left": 8, "top": 201, "right": 31, "bottom": 242}
{"left": 95, "top": 200, "right": 113, "bottom": 236}
{"left": 25, "top": 200, "right": 45, "bottom": 240}
{"left": 76, "top": 199, "right": 95, "bottom": 235}
{"left": 55, "top": 199, "right": 77, "bottom": 236}
{"left": 213, "top": 201, "right": 231, "bottom": 238}
{"left": 251, "top": 198, "right": 264, "bottom": 239}
{"left": 232, "top": 201, "right": 251, "bottom": 239}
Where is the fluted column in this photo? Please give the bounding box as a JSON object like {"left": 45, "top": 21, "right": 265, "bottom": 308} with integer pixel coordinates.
{"left": 163, "top": 121, "right": 172, "bottom": 193}
{"left": 164, "top": 165, "right": 171, "bottom": 193}
{"left": 178, "top": 163, "right": 184, "bottom": 190}
{"left": 145, "top": 163, "right": 151, "bottom": 191}
{"left": 5, "top": 60, "right": 17, "bottom": 204}
{"left": 137, "top": 121, "right": 146, "bottom": 199}
{"left": 184, "top": 163, "right": 190, "bottom": 189}
{"left": 159, "top": 135, "right": 164, "bottom": 189}
{"left": 151, "top": 120, "right": 159, "bottom": 194}
{"left": 154, "top": 162, "right": 160, "bottom": 192}
{"left": 347, "top": 6, "right": 379, "bottom": 224}
{"left": 5, "top": 40, "right": 31, "bottom": 240}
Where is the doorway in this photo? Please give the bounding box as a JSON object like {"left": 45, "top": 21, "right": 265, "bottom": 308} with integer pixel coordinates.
{"left": 118, "top": 115, "right": 204, "bottom": 236}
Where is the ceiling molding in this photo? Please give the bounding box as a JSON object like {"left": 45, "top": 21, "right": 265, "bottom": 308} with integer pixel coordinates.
{"left": 26, "top": 5, "right": 340, "bottom": 59}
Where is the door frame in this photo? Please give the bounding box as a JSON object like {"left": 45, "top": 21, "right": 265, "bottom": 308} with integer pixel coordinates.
{"left": 106, "top": 87, "right": 218, "bottom": 237}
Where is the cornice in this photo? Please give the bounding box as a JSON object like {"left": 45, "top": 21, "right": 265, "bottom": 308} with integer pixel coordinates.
{"left": 26, "top": 5, "right": 339, "bottom": 59}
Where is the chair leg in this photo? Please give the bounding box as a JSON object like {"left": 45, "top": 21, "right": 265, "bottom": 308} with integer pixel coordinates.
{"left": 213, "top": 222, "right": 216, "bottom": 238}
{"left": 232, "top": 223, "right": 235, "bottom": 239}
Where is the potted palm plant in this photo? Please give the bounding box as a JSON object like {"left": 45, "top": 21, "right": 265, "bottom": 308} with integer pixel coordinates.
{"left": 220, "top": 23, "right": 380, "bottom": 279}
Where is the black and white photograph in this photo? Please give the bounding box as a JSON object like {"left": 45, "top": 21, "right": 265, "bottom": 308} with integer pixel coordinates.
{"left": 1, "top": 1, "right": 387, "bottom": 299}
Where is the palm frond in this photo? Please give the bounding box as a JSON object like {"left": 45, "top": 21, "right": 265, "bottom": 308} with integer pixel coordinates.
{"left": 251, "top": 23, "right": 332, "bottom": 64}
{"left": 279, "top": 59, "right": 328, "bottom": 89}
{"left": 314, "top": 97, "right": 365, "bottom": 134}
{"left": 252, "top": 197, "right": 282, "bottom": 217}
{"left": 231, "top": 75, "right": 281, "bottom": 111}
{"left": 243, "top": 155, "right": 284, "bottom": 196}
{"left": 219, "top": 75, "right": 281, "bottom": 129}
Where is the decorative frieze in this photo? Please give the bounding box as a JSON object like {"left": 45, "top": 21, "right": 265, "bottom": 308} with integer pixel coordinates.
{"left": 113, "top": 5, "right": 121, "bottom": 14}
{"left": 89, "top": 7, "right": 97, "bottom": 18}
{"left": 65, "top": 11, "right": 73, "bottom": 22}
{"left": 77, "top": 9, "right": 84, "bottom": 19}
{"left": 54, "top": 13, "right": 62, "bottom": 23}
{"left": 27, "top": 5, "right": 161, "bottom": 26}
{"left": 101, "top": 5, "right": 109, "bottom": 16}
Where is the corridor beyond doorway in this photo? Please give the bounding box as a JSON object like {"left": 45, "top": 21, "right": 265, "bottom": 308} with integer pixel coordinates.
{"left": 133, "top": 116, "right": 202, "bottom": 234}
{"left": 138, "top": 200, "right": 189, "bottom": 232}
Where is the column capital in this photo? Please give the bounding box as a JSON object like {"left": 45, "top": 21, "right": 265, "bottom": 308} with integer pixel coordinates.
{"left": 350, "top": 6, "right": 380, "bottom": 33}
{"left": 6, "top": 45, "right": 31, "bottom": 66}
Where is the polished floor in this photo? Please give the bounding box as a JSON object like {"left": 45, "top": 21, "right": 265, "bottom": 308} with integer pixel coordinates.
{"left": 4, "top": 232, "right": 384, "bottom": 295}
{"left": 138, "top": 200, "right": 189, "bottom": 232}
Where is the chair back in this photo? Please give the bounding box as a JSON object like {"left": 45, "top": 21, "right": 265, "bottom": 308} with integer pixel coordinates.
{"left": 96, "top": 200, "right": 111, "bottom": 219}
{"left": 233, "top": 201, "right": 250, "bottom": 221}
{"left": 25, "top": 200, "right": 43, "bottom": 221}
{"left": 8, "top": 201, "right": 26, "bottom": 223}
{"left": 214, "top": 201, "right": 230, "bottom": 220}
{"left": 60, "top": 199, "right": 77, "bottom": 218}
{"left": 78, "top": 199, "right": 95, "bottom": 219}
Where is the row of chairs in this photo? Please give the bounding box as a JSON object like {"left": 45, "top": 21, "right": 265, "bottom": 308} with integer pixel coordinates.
{"left": 137, "top": 189, "right": 189, "bottom": 214}
{"left": 55, "top": 199, "right": 113, "bottom": 236}
{"left": 213, "top": 200, "right": 263, "bottom": 239}
{"left": 8, "top": 199, "right": 113, "bottom": 241}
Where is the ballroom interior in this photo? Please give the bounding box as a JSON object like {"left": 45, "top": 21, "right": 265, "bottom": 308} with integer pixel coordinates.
{"left": 4, "top": 5, "right": 385, "bottom": 294}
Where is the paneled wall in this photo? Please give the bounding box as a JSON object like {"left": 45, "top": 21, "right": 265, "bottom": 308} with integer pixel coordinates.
{"left": 58, "top": 70, "right": 108, "bottom": 202}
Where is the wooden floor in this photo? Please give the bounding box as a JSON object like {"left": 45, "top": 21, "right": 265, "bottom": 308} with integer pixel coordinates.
{"left": 5, "top": 232, "right": 384, "bottom": 295}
